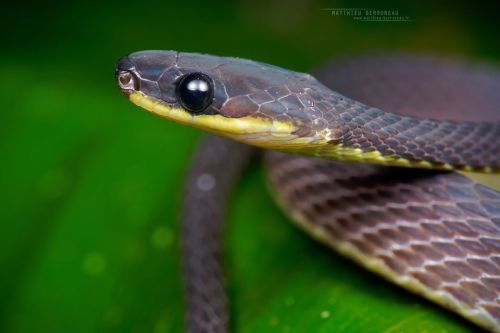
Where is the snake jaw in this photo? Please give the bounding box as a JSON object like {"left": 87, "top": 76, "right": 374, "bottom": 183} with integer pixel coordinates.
{"left": 128, "top": 91, "right": 456, "bottom": 170}
{"left": 128, "top": 91, "right": 315, "bottom": 147}
{"left": 128, "top": 91, "right": 462, "bottom": 171}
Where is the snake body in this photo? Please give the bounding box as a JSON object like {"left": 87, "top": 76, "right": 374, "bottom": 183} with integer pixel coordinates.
{"left": 115, "top": 51, "right": 500, "bottom": 332}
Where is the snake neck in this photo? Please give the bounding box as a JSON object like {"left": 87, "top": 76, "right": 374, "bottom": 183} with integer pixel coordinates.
{"left": 286, "top": 90, "right": 500, "bottom": 173}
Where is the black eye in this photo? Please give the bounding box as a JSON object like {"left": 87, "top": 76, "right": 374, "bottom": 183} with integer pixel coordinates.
{"left": 175, "top": 73, "right": 214, "bottom": 113}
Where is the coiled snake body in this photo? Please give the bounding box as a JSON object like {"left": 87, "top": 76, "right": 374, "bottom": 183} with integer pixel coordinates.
{"left": 115, "top": 51, "right": 500, "bottom": 332}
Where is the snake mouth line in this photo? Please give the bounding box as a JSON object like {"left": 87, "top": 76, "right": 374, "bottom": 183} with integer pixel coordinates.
{"left": 128, "top": 91, "right": 320, "bottom": 147}
{"left": 129, "top": 91, "right": 294, "bottom": 135}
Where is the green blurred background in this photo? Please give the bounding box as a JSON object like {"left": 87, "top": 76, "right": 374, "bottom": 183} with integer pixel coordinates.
{"left": 1, "top": 1, "right": 498, "bottom": 332}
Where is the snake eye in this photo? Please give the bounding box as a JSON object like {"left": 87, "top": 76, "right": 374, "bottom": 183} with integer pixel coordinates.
{"left": 117, "top": 71, "right": 138, "bottom": 91}
{"left": 175, "top": 72, "right": 214, "bottom": 113}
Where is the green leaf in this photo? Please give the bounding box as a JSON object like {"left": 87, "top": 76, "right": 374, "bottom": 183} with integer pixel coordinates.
{"left": 1, "top": 2, "right": 497, "bottom": 332}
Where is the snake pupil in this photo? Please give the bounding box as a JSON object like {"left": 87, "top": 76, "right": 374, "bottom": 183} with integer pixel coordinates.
{"left": 176, "top": 73, "right": 214, "bottom": 113}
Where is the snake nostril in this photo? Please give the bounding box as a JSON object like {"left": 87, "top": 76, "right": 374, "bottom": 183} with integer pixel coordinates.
{"left": 115, "top": 56, "right": 140, "bottom": 95}
{"left": 119, "top": 72, "right": 132, "bottom": 86}
{"left": 117, "top": 70, "right": 139, "bottom": 93}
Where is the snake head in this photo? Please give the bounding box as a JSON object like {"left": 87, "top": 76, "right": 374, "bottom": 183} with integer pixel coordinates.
{"left": 115, "top": 50, "right": 333, "bottom": 149}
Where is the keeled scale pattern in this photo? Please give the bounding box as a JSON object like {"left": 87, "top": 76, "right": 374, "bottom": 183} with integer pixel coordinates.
{"left": 265, "top": 152, "right": 500, "bottom": 331}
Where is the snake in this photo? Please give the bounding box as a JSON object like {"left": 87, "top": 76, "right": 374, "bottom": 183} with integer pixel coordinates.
{"left": 115, "top": 50, "right": 500, "bottom": 332}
